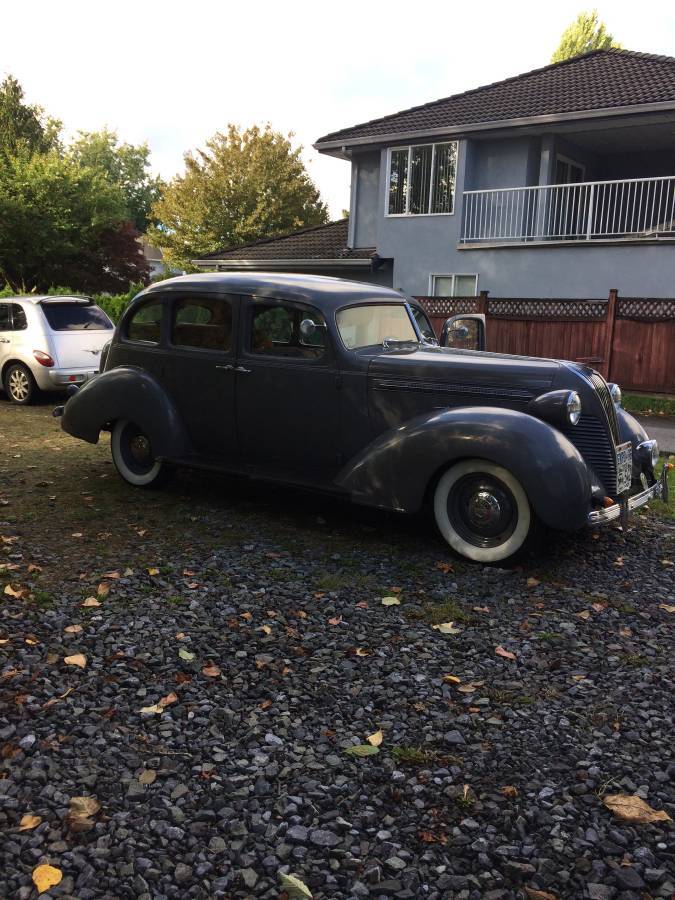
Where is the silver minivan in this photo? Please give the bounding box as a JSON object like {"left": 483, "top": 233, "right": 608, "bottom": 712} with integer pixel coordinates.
{"left": 0, "top": 296, "right": 114, "bottom": 404}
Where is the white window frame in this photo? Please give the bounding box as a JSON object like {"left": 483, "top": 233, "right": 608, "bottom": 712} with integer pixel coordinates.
{"left": 554, "top": 154, "right": 586, "bottom": 184}
{"left": 385, "top": 141, "right": 459, "bottom": 218}
{"left": 428, "top": 273, "right": 479, "bottom": 297}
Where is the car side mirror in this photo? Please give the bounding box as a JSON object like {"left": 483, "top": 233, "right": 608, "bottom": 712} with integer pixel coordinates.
{"left": 300, "top": 318, "right": 320, "bottom": 339}
{"left": 440, "top": 314, "right": 486, "bottom": 351}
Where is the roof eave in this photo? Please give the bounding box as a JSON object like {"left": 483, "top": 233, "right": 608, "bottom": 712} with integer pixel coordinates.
{"left": 314, "top": 100, "right": 675, "bottom": 153}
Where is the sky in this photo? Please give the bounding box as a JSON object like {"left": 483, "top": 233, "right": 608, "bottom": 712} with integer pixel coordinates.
{"left": 3, "top": 0, "right": 675, "bottom": 219}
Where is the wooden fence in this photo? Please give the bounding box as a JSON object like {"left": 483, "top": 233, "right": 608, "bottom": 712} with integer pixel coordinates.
{"left": 416, "top": 290, "right": 675, "bottom": 394}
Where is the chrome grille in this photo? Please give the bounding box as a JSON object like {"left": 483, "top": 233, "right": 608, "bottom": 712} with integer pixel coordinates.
{"left": 562, "top": 414, "right": 617, "bottom": 496}
{"left": 590, "top": 372, "right": 620, "bottom": 444}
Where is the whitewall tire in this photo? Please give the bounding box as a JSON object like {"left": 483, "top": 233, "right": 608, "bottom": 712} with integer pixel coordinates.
{"left": 111, "top": 419, "right": 171, "bottom": 488}
{"left": 433, "top": 459, "right": 532, "bottom": 563}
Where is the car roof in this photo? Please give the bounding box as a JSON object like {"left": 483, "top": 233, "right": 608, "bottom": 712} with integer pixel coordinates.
{"left": 138, "top": 272, "right": 409, "bottom": 313}
{"left": 1, "top": 295, "right": 93, "bottom": 305}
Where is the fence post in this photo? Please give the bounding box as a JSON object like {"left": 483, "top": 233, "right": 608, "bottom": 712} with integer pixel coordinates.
{"left": 477, "top": 290, "right": 489, "bottom": 315}
{"left": 603, "top": 288, "right": 618, "bottom": 380}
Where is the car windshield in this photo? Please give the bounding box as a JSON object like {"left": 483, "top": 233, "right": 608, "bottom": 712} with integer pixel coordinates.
{"left": 336, "top": 303, "right": 418, "bottom": 350}
{"left": 41, "top": 302, "right": 113, "bottom": 331}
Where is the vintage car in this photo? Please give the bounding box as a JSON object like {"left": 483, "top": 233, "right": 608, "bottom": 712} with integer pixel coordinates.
{"left": 55, "top": 273, "right": 667, "bottom": 563}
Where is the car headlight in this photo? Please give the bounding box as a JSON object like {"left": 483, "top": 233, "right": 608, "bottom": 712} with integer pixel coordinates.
{"left": 566, "top": 391, "right": 582, "bottom": 425}
{"left": 638, "top": 439, "right": 659, "bottom": 468}
{"left": 607, "top": 382, "right": 622, "bottom": 407}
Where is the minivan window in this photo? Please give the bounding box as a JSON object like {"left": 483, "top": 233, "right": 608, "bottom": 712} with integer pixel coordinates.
{"left": 41, "top": 303, "right": 112, "bottom": 332}
{"left": 126, "top": 300, "right": 163, "bottom": 344}
{"left": 171, "top": 296, "right": 232, "bottom": 351}
{"left": 11, "top": 304, "right": 27, "bottom": 330}
{"left": 0, "top": 303, "right": 10, "bottom": 330}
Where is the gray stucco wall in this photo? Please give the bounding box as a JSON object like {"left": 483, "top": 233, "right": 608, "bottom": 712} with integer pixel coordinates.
{"left": 348, "top": 135, "right": 675, "bottom": 299}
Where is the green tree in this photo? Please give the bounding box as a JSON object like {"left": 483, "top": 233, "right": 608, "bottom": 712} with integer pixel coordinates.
{"left": 0, "top": 75, "right": 61, "bottom": 156}
{"left": 70, "top": 128, "right": 163, "bottom": 231}
{"left": 0, "top": 149, "right": 147, "bottom": 291}
{"left": 149, "top": 124, "right": 329, "bottom": 270}
{"left": 551, "top": 10, "right": 622, "bottom": 63}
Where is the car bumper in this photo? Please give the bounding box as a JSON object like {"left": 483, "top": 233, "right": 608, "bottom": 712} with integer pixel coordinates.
{"left": 588, "top": 465, "right": 669, "bottom": 525}
{"left": 46, "top": 368, "right": 99, "bottom": 388}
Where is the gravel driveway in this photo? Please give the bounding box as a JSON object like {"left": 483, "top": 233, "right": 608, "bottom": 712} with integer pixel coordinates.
{"left": 1, "top": 402, "right": 674, "bottom": 899}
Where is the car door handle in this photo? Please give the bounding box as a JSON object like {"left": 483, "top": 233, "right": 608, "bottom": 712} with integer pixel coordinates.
{"left": 215, "top": 364, "right": 234, "bottom": 371}
{"left": 234, "top": 366, "right": 252, "bottom": 374}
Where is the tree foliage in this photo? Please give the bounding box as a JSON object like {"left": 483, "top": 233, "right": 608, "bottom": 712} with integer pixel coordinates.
{"left": 551, "top": 10, "right": 622, "bottom": 63}
{"left": 70, "top": 129, "right": 163, "bottom": 231}
{"left": 0, "top": 75, "right": 61, "bottom": 156}
{"left": 149, "top": 124, "right": 329, "bottom": 270}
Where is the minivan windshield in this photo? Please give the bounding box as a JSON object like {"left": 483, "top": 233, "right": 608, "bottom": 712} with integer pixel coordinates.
{"left": 336, "top": 303, "right": 417, "bottom": 350}
{"left": 41, "top": 302, "right": 113, "bottom": 331}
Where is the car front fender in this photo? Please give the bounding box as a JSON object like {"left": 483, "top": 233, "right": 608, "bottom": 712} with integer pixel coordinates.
{"left": 60, "top": 367, "right": 190, "bottom": 460}
{"left": 335, "top": 406, "right": 592, "bottom": 531}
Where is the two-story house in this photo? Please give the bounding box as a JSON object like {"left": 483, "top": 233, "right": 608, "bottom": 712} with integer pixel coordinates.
{"left": 312, "top": 49, "right": 675, "bottom": 299}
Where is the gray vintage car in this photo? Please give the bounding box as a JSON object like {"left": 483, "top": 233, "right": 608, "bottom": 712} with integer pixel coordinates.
{"left": 55, "top": 273, "right": 667, "bottom": 563}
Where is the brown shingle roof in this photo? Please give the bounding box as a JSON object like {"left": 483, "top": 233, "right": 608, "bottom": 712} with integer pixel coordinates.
{"left": 196, "top": 219, "right": 373, "bottom": 261}
{"left": 315, "top": 50, "right": 675, "bottom": 147}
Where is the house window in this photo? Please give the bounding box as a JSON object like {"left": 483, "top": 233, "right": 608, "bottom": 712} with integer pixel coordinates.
{"left": 387, "top": 142, "right": 458, "bottom": 216}
{"left": 431, "top": 274, "right": 478, "bottom": 297}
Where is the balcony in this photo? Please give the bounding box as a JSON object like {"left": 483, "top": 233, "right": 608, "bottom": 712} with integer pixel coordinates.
{"left": 460, "top": 175, "right": 675, "bottom": 246}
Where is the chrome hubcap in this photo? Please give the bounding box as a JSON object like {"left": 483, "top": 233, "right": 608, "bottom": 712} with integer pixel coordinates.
{"left": 467, "top": 490, "right": 502, "bottom": 528}
{"left": 129, "top": 435, "right": 152, "bottom": 466}
{"left": 9, "top": 370, "right": 29, "bottom": 401}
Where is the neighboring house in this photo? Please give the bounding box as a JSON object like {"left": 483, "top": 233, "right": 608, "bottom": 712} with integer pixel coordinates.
{"left": 193, "top": 219, "right": 392, "bottom": 285}
{"left": 312, "top": 49, "right": 675, "bottom": 299}
{"left": 138, "top": 237, "right": 167, "bottom": 278}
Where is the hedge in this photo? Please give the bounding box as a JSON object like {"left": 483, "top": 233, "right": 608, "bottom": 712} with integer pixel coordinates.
{"left": 0, "top": 283, "right": 146, "bottom": 323}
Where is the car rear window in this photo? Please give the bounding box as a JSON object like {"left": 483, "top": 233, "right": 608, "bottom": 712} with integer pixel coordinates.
{"left": 41, "top": 303, "right": 112, "bottom": 331}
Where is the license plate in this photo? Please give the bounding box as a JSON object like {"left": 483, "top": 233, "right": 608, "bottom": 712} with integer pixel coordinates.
{"left": 616, "top": 441, "right": 632, "bottom": 494}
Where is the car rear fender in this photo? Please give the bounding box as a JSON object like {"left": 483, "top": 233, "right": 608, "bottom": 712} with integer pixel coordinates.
{"left": 60, "top": 366, "right": 189, "bottom": 459}
{"left": 335, "top": 406, "right": 592, "bottom": 530}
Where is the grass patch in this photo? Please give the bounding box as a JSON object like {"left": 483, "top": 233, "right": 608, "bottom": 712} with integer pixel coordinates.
{"left": 536, "top": 631, "right": 564, "bottom": 643}
{"left": 391, "top": 746, "right": 460, "bottom": 767}
{"left": 622, "top": 392, "right": 675, "bottom": 418}
{"left": 413, "top": 598, "right": 475, "bottom": 625}
{"left": 315, "top": 571, "right": 353, "bottom": 592}
{"left": 31, "top": 590, "right": 54, "bottom": 609}
{"left": 488, "top": 688, "right": 536, "bottom": 706}
{"left": 647, "top": 459, "right": 674, "bottom": 521}
{"left": 621, "top": 653, "right": 649, "bottom": 667}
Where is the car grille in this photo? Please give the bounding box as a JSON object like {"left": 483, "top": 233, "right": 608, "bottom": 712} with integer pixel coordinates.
{"left": 590, "top": 372, "right": 620, "bottom": 444}
{"left": 562, "top": 413, "right": 618, "bottom": 496}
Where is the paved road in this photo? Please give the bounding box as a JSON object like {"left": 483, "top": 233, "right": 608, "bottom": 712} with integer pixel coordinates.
{"left": 636, "top": 415, "right": 675, "bottom": 454}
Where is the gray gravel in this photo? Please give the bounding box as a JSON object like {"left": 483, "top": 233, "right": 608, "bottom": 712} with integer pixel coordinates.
{"left": 1, "top": 486, "right": 674, "bottom": 899}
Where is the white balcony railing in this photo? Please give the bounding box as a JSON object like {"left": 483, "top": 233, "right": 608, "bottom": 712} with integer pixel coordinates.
{"left": 461, "top": 175, "right": 675, "bottom": 244}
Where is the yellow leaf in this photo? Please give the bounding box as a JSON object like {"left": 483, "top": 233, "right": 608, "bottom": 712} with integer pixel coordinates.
{"left": 500, "top": 785, "right": 519, "bottom": 798}
{"left": 495, "top": 645, "right": 517, "bottom": 661}
{"left": 279, "top": 872, "right": 313, "bottom": 899}
{"left": 64, "top": 654, "right": 87, "bottom": 668}
{"left": 138, "top": 769, "right": 156, "bottom": 785}
{"left": 526, "top": 577, "right": 540, "bottom": 587}
{"left": 659, "top": 604, "right": 675, "bottom": 613}
{"left": 381, "top": 596, "right": 401, "bottom": 606}
{"left": 159, "top": 691, "right": 178, "bottom": 707}
{"left": 19, "top": 813, "right": 42, "bottom": 831}
{"left": 32, "top": 864, "right": 62, "bottom": 894}
{"left": 442, "top": 674, "right": 461, "bottom": 684}
{"left": 81, "top": 597, "right": 100, "bottom": 608}
{"left": 603, "top": 793, "right": 672, "bottom": 824}
{"left": 140, "top": 703, "right": 164, "bottom": 715}
{"left": 66, "top": 796, "right": 101, "bottom": 831}
{"left": 576, "top": 610, "right": 591, "bottom": 620}
{"left": 457, "top": 682, "right": 481, "bottom": 693}
{"left": 97, "top": 582, "right": 110, "bottom": 597}
{"left": 101, "top": 571, "right": 120, "bottom": 579}
{"left": 661, "top": 559, "right": 673, "bottom": 567}
{"left": 432, "top": 621, "right": 461, "bottom": 634}
{"left": 147, "top": 567, "right": 160, "bottom": 576}
{"left": 355, "top": 648, "right": 371, "bottom": 657}
{"left": 4, "top": 583, "right": 30, "bottom": 599}
{"left": 123, "top": 567, "right": 134, "bottom": 576}
{"left": 366, "top": 729, "right": 383, "bottom": 747}
{"left": 71, "top": 532, "right": 83, "bottom": 538}
{"left": 65, "top": 624, "right": 83, "bottom": 634}
{"left": 259, "top": 624, "right": 272, "bottom": 634}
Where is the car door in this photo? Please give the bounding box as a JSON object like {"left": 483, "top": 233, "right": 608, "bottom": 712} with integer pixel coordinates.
{"left": 0, "top": 303, "right": 12, "bottom": 374}
{"left": 165, "top": 292, "right": 239, "bottom": 460}
{"left": 235, "top": 297, "right": 340, "bottom": 478}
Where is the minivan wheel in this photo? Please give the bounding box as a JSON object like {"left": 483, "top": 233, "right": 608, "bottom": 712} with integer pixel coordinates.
{"left": 4, "top": 363, "right": 37, "bottom": 405}
{"left": 111, "top": 419, "right": 172, "bottom": 488}
{"left": 433, "top": 459, "right": 532, "bottom": 563}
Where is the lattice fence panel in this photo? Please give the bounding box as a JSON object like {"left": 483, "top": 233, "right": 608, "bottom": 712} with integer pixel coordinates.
{"left": 616, "top": 297, "right": 675, "bottom": 322}
{"left": 415, "top": 296, "right": 480, "bottom": 316}
{"left": 486, "top": 298, "right": 607, "bottom": 321}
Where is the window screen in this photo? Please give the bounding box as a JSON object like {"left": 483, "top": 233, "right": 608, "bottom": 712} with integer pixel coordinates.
{"left": 388, "top": 142, "right": 457, "bottom": 215}
{"left": 171, "top": 296, "right": 232, "bottom": 351}
{"left": 126, "top": 299, "right": 163, "bottom": 343}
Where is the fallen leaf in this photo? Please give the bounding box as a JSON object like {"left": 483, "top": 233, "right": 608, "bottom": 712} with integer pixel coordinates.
{"left": 659, "top": 604, "right": 675, "bottom": 613}
{"left": 328, "top": 615, "right": 343, "bottom": 626}
{"left": 258, "top": 699, "right": 272, "bottom": 710}
{"left": 71, "top": 532, "right": 83, "bottom": 538}
{"left": 419, "top": 829, "right": 448, "bottom": 845}
{"left": 435, "top": 561, "right": 454, "bottom": 574}
{"left": 356, "top": 600, "right": 368, "bottom": 609}
{"left": 25, "top": 635, "right": 39, "bottom": 645}
{"left": 175, "top": 632, "right": 186, "bottom": 640}
{"left": 619, "top": 626, "right": 632, "bottom": 637}
{"left": 473, "top": 605, "right": 490, "bottom": 613}
{"left": 19, "top": 814, "right": 42, "bottom": 831}
{"left": 32, "top": 864, "right": 62, "bottom": 894}
{"left": 147, "top": 567, "right": 159, "bottom": 576}
{"left": 381, "top": 596, "right": 400, "bottom": 606}
{"left": 660, "top": 559, "right": 673, "bottom": 567}
{"left": 495, "top": 646, "right": 517, "bottom": 661}
{"left": 576, "top": 610, "right": 591, "bottom": 620}
{"left": 526, "top": 577, "right": 540, "bottom": 587}
{"left": 27, "top": 563, "right": 42, "bottom": 573}
{"left": 123, "top": 568, "right": 134, "bottom": 576}
{"left": 241, "top": 611, "right": 253, "bottom": 621}
{"left": 591, "top": 602, "right": 607, "bottom": 613}
{"left": 65, "top": 624, "right": 83, "bottom": 634}
{"left": 101, "top": 571, "right": 120, "bottom": 579}
{"left": 4, "top": 583, "right": 30, "bottom": 599}
{"left": 97, "top": 582, "right": 110, "bottom": 597}
{"left": 366, "top": 729, "right": 383, "bottom": 747}
{"left": 279, "top": 872, "right": 313, "bottom": 899}
{"left": 159, "top": 692, "right": 178, "bottom": 707}
{"left": 81, "top": 597, "right": 100, "bottom": 608}
{"left": 442, "top": 674, "right": 461, "bottom": 684}
{"left": 202, "top": 664, "right": 221, "bottom": 678}
{"left": 138, "top": 769, "right": 156, "bottom": 785}
{"left": 524, "top": 889, "right": 557, "bottom": 900}
{"left": 344, "top": 744, "right": 380, "bottom": 757}
{"left": 355, "top": 648, "right": 372, "bottom": 657}
{"left": 65, "top": 795, "right": 101, "bottom": 831}
{"left": 42, "top": 687, "right": 74, "bottom": 709}
{"left": 64, "top": 654, "right": 87, "bottom": 668}
{"left": 0, "top": 638, "right": 8, "bottom": 645}
{"left": 140, "top": 703, "right": 164, "bottom": 715}
{"left": 178, "top": 648, "right": 195, "bottom": 661}
{"left": 500, "top": 785, "right": 519, "bottom": 798}
{"left": 432, "top": 622, "right": 461, "bottom": 635}
{"left": 258, "top": 624, "right": 272, "bottom": 635}
{"left": 457, "top": 682, "right": 482, "bottom": 693}
{"left": 571, "top": 674, "right": 587, "bottom": 682}
{"left": 603, "top": 794, "right": 672, "bottom": 824}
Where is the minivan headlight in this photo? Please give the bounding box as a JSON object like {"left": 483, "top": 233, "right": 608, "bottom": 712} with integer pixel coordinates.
{"left": 566, "top": 391, "right": 582, "bottom": 425}
{"left": 607, "top": 382, "right": 622, "bottom": 407}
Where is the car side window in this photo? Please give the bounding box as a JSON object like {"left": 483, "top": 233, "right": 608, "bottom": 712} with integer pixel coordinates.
{"left": 0, "top": 303, "right": 10, "bottom": 331}
{"left": 250, "top": 303, "right": 327, "bottom": 360}
{"left": 126, "top": 299, "right": 163, "bottom": 344}
{"left": 171, "top": 296, "right": 232, "bottom": 352}
{"left": 10, "top": 305, "right": 27, "bottom": 330}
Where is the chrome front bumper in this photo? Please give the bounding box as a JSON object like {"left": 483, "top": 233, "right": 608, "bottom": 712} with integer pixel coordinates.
{"left": 588, "top": 465, "right": 669, "bottom": 525}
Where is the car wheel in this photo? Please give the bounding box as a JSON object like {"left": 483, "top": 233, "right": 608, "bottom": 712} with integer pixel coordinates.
{"left": 111, "top": 419, "right": 172, "bottom": 488}
{"left": 4, "top": 363, "right": 38, "bottom": 405}
{"left": 433, "top": 459, "right": 532, "bottom": 563}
